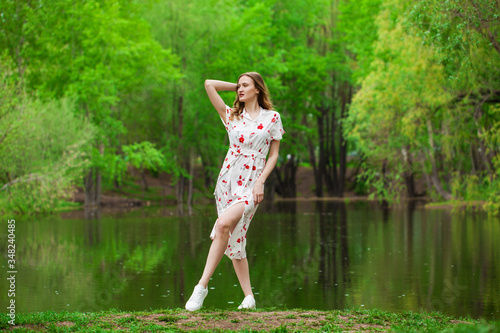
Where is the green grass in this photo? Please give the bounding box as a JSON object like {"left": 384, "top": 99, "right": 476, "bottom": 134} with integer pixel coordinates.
{"left": 0, "top": 308, "right": 496, "bottom": 332}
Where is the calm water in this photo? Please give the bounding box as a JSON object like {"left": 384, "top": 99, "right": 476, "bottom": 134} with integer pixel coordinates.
{"left": 1, "top": 201, "right": 499, "bottom": 320}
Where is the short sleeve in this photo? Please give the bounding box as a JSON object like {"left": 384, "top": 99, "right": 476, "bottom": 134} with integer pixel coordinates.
{"left": 220, "top": 105, "right": 232, "bottom": 126}
{"left": 270, "top": 112, "right": 285, "bottom": 141}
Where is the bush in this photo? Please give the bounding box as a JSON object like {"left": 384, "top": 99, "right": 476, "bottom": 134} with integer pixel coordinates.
{"left": 0, "top": 70, "right": 95, "bottom": 215}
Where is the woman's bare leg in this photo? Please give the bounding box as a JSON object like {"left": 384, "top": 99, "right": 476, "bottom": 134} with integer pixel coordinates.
{"left": 233, "top": 258, "right": 253, "bottom": 296}
{"left": 198, "top": 202, "right": 245, "bottom": 288}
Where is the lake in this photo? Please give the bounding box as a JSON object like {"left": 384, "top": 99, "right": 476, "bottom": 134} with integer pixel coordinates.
{"left": 2, "top": 200, "right": 499, "bottom": 320}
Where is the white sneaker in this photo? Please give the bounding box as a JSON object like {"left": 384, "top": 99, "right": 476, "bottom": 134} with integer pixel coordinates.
{"left": 238, "top": 295, "right": 256, "bottom": 309}
{"left": 185, "top": 284, "right": 208, "bottom": 311}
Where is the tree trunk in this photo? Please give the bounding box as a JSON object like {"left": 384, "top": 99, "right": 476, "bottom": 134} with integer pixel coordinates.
{"left": 141, "top": 171, "right": 149, "bottom": 193}
{"left": 317, "top": 109, "right": 328, "bottom": 196}
{"left": 84, "top": 144, "right": 103, "bottom": 208}
{"left": 402, "top": 147, "right": 418, "bottom": 197}
{"left": 84, "top": 169, "right": 96, "bottom": 207}
{"left": 381, "top": 160, "right": 389, "bottom": 209}
{"left": 84, "top": 174, "right": 101, "bottom": 219}
{"left": 308, "top": 136, "right": 322, "bottom": 197}
{"left": 176, "top": 176, "right": 184, "bottom": 216}
{"left": 187, "top": 153, "right": 193, "bottom": 216}
{"left": 338, "top": 82, "right": 350, "bottom": 197}
{"left": 329, "top": 108, "right": 339, "bottom": 196}
{"left": 274, "top": 155, "right": 298, "bottom": 198}
{"left": 426, "top": 120, "right": 453, "bottom": 201}
{"left": 265, "top": 170, "right": 277, "bottom": 203}
{"left": 175, "top": 93, "right": 186, "bottom": 215}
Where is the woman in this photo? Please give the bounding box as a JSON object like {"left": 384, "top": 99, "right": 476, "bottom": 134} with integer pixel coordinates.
{"left": 185, "top": 72, "right": 285, "bottom": 311}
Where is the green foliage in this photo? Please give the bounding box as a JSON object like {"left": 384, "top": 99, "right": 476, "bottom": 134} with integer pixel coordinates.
{"left": 123, "top": 142, "right": 166, "bottom": 173}
{"left": 345, "top": 0, "right": 500, "bottom": 213}
{"left": 1, "top": 0, "right": 499, "bottom": 213}
{"left": 0, "top": 66, "right": 95, "bottom": 214}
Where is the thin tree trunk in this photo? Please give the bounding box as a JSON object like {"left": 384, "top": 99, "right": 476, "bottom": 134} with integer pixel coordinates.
{"left": 187, "top": 153, "right": 193, "bottom": 216}
{"left": 84, "top": 169, "right": 95, "bottom": 207}
{"left": 317, "top": 109, "right": 327, "bottom": 197}
{"left": 141, "top": 171, "right": 148, "bottom": 193}
{"left": 284, "top": 155, "right": 298, "bottom": 197}
{"left": 470, "top": 143, "right": 478, "bottom": 174}
{"left": 176, "top": 94, "right": 185, "bottom": 215}
{"left": 338, "top": 82, "right": 350, "bottom": 197}
{"left": 176, "top": 176, "right": 184, "bottom": 215}
{"left": 426, "top": 120, "right": 453, "bottom": 201}
{"left": 274, "top": 155, "right": 298, "bottom": 198}
{"left": 381, "top": 160, "right": 389, "bottom": 209}
{"left": 308, "top": 136, "right": 322, "bottom": 197}
{"left": 330, "top": 108, "right": 339, "bottom": 196}
{"left": 402, "top": 147, "right": 417, "bottom": 197}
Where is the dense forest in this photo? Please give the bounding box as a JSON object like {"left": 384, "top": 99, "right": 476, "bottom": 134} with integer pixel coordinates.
{"left": 1, "top": 0, "right": 499, "bottom": 215}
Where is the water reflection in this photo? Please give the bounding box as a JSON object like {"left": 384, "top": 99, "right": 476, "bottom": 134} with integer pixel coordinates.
{"left": 1, "top": 201, "right": 498, "bottom": 320}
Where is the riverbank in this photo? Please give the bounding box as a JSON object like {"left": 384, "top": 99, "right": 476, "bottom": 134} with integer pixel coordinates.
{"left": 1, "top": 308, "right": 496, "bottom": 332}
{"left": 68, "top": 165, "right": 425, "bottom": 208}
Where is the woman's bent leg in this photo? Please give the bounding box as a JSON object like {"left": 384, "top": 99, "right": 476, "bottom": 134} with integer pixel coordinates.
{"left": 233, "top": 258, "right": 253, "bottom": 296}
{"left": 198, "top": 202, "right": 245, "bottom": 288}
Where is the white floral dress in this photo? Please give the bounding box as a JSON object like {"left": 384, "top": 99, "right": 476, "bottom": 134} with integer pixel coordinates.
{"left": 210, "top": 105, "right": 285, "bottom": 259}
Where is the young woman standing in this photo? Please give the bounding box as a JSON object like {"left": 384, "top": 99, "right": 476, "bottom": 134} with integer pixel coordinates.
{"left": 185, "top": 72, "right": 285, "bottom": 311}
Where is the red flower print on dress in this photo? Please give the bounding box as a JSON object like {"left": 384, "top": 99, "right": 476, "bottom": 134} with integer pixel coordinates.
{"left": 245, "top": 201, "right": 249, "bottom": 205}
{"left": 237, "top": 238, "right": 241, "bottom": 243}
{"left": 239, "top": 135, "right": 245, "bottom": 143}
{"left": 257, "top": 123, "right": 264, "bottom": 130}
{"left": 252, "top": 166, "right": 256, "bottom": 170}
{"left": 245, "top": 165, "right": 250, "bottom": 169}
{"left": 272, "top": 118, "right": 276, "bottom": 123}
{"left": 237, "top": 180, "right": 243, "bottom": 186}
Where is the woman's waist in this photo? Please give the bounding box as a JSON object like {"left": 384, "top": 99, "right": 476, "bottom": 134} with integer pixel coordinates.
{"left": 228, "top": 146, "right": 267, "bottom": 159}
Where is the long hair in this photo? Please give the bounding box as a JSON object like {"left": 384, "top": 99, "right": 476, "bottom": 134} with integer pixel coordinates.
{"left": 231, "top": 72, "right": 274, "bottom": 121}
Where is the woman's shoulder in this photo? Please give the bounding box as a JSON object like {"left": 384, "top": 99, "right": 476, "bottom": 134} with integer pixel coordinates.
{"left": 262, "top": 109, "right": 282, "bottom": 121}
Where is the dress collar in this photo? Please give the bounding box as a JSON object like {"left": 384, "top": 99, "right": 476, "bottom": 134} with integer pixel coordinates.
{"left": 243, "top": 106, "right": 264, "bottom": 121}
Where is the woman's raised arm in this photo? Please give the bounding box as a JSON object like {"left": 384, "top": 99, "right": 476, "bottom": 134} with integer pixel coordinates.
{"left": 205, "top": 80, "right": 237, "bottom": 122}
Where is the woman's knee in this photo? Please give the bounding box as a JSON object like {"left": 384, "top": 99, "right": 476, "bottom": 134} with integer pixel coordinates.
{"left": 215, "top": 220, "right": 231, "bottom": 235}
{"left": 217, "top": 203, "right": 244, "bottom": 234}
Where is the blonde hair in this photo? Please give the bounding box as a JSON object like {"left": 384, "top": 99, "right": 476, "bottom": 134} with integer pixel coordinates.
{"left": 231, "top": 72, "right": 274, "bottom": 120}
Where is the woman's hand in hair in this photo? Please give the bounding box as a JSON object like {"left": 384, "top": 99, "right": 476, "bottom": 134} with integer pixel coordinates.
{"left": 205, "top": 80, "right": 236, "bottom": 122}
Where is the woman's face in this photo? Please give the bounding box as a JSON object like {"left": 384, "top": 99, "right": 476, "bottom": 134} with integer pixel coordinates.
{"left": 237, "top": 75, "right": 259, "bottom": 103}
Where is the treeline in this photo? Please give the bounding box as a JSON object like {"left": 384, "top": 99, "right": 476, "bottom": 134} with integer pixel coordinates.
{"left": 0, "top": 0, "right": 498, "bottom": 215}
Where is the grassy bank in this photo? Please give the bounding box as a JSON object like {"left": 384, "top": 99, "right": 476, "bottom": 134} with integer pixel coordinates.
{"left": 1, "top": 308, "right": 498, "bottom": 332}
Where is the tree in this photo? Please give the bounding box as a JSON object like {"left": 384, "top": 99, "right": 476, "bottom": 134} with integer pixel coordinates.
{"left": 1, "top": 0, "right": 180, "bottom": 209}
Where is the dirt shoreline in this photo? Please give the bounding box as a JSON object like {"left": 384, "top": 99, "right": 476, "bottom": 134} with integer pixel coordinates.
{"left": 3, "top": 309, "right": 478, "bottom": 332}
{"left": 68, "top": 166, "right": 483, "bottom": 212}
